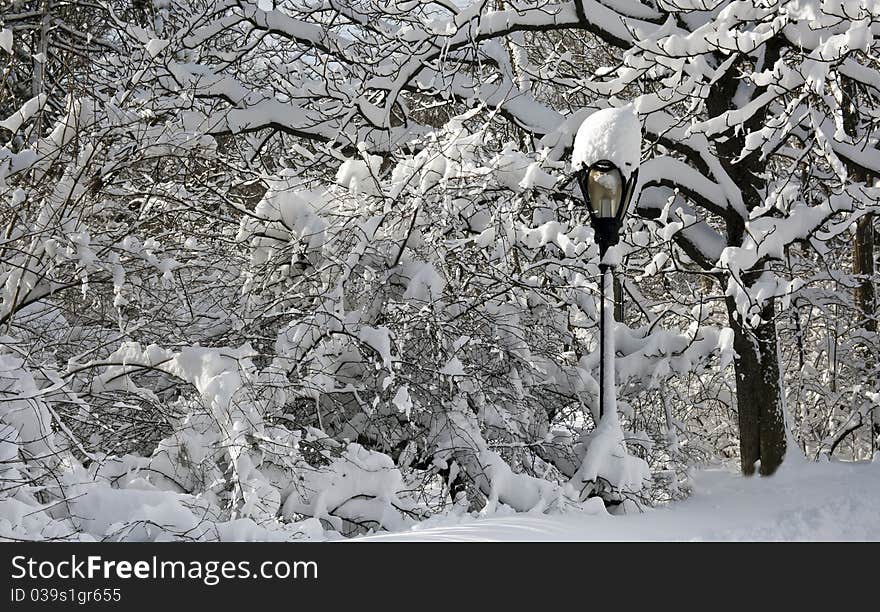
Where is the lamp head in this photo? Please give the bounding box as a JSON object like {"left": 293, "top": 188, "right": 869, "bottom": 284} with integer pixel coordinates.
{"left": 575, "top": 159, "right": 639, "bottom": 256}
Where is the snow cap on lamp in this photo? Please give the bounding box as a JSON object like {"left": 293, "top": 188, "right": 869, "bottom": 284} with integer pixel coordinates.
{"left": 572, "top": 106, "right": 641, "bottom": 179}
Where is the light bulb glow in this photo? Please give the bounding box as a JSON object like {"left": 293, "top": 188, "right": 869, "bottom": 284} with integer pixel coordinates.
{"left": 586, "top": 166, "right": 623, "bottom": 219}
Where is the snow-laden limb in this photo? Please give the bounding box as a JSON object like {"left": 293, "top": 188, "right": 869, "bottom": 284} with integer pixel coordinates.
{"left": 639, "top": 109, "right": 749, "bottom": 218}
{"left": 132, "top": 0, "right": 668, "bottom": 158}
{"left": 0, "top": 352, "right": 64, "bottom": 470}
{"left": 0, "top": 94, "right": 48, "bottom": 134}
{"left": 0, "top": 97, "right": 95, "bottom": 188}
{"left": 0, "top": 351, "right": 83, "bottom": 541}
{"left": 280, "top": 442, "right": 419, "bottom": 533}
{"left": 638, "top": 157, "right": 728, "bottom": 215}
{"left": 426, "top": 396, "right": 569, "bottom": 513}
{"left": 37, "top": 340, "right": 428, "bottom": 539}
{"left": 714, "top": 183, "right": 877, "bottom": 321}
{"left": 636, "top": 188, "right": 726, "bottom": 268}
{"left": 86, "top": 342, "right": 276, "bottom": 520}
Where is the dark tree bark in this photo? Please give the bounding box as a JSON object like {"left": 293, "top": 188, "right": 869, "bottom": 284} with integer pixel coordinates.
{"left": 726, "top": 298, "right": 787, "bottom": 475}
{"left": 854, "top": 215, "right": 876, "bottom": 333}
{"left": 613, "top": 274, "right": 624, "bottom": 323}
{"left": 854, "top": 214, "right": 880, "bottom": 452}
{"left": 841, "top": 78, "right": 878, "bottom": 450}
{"left": 843, "top": 79, "right": 877, "bottom": 335}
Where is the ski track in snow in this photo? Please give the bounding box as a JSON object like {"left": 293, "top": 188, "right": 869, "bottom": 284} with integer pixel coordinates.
{"left": 357, "top": 460, "right": 880, "bottom": 541}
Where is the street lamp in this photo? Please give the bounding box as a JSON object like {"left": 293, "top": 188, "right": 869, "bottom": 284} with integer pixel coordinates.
{"left": 575, "top": 159, "right": 638, "bottom": 421}
{"left": 575, "top": 159, "right": 637, "bottom": 420}
{"left": 572, "top": 109, "right": 641, "bottom": 422}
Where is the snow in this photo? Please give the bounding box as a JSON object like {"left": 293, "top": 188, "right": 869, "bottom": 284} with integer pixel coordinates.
{"left": 358, "top": 326, "right": 394, "bottom": 370}
{"left": 0, "top": 29, "right": 11, "bottom": 54}
{"left": 280, "top": 443, "right": 414, "bottom": 533}
{"left": 572, "top": 106, "right": 642, "bottom": 178}
{"left": 0, "top": 94, "right": 47, "bottom": 134}
{"left": 247, "top": 185, "right": 329, "bottom": 258}
{"left": 145, "top": 38, "right": 169, "bottom": 58}
{"left": 358, "top": 460, "right": 880, "bottom": 541}
{"left": 336, "top": 156, "right": 383, "bottom": 196}
{"left": 402, "top": 261, "right": 445, "bottom": 302}
{"left": 492, "top": 147, "right": 557, "bottom": 191}
{"left": 639, "top": 156, "right": 727, "bottom": 207}
{"left": 392, "top": 386, "right": 413, "bottom": 418}
{"left": 439, "top": 357, "right": 466, "bottom": 377}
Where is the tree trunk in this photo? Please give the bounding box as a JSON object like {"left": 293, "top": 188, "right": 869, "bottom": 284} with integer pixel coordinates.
{"left": 855, "top": 216, "right": 880, "bottom": 451}
{"left": 854, "top": 214, "right": 876, "bottom": 333}
{"left": 613, "top": 274, "right": 624, "bottom": 323}
{"left": 726, "top": 297, "right": 787, "bottom": 475}
{"left": 841, "top": 76, "right": 876, "bottom": 334}
{"left": 705, "top": 39, "right": 789, "bottom": 475}
{"left": 33, "top": 2, "right": 50, "bottom": 98}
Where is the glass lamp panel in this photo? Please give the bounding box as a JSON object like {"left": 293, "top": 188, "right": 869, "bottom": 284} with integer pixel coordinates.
{"left": 587, "top": 167, "right": 623, "bottom": 219}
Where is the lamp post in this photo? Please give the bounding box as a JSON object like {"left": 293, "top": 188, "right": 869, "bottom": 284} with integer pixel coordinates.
{"left": 574, "top": 159, "right": 639, "bottom": 419}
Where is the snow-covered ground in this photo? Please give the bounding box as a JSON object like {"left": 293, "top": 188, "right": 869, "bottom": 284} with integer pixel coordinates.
{"left": 359, "top": 459, "right": 880, "bottom": 541}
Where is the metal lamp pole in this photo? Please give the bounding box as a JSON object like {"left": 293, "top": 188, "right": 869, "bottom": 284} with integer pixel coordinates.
{"left": 598, "top": 253, "right": 614, "bottom": 422}
{"left": 575, "top": 160, "right": 638, "bottom": 420}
